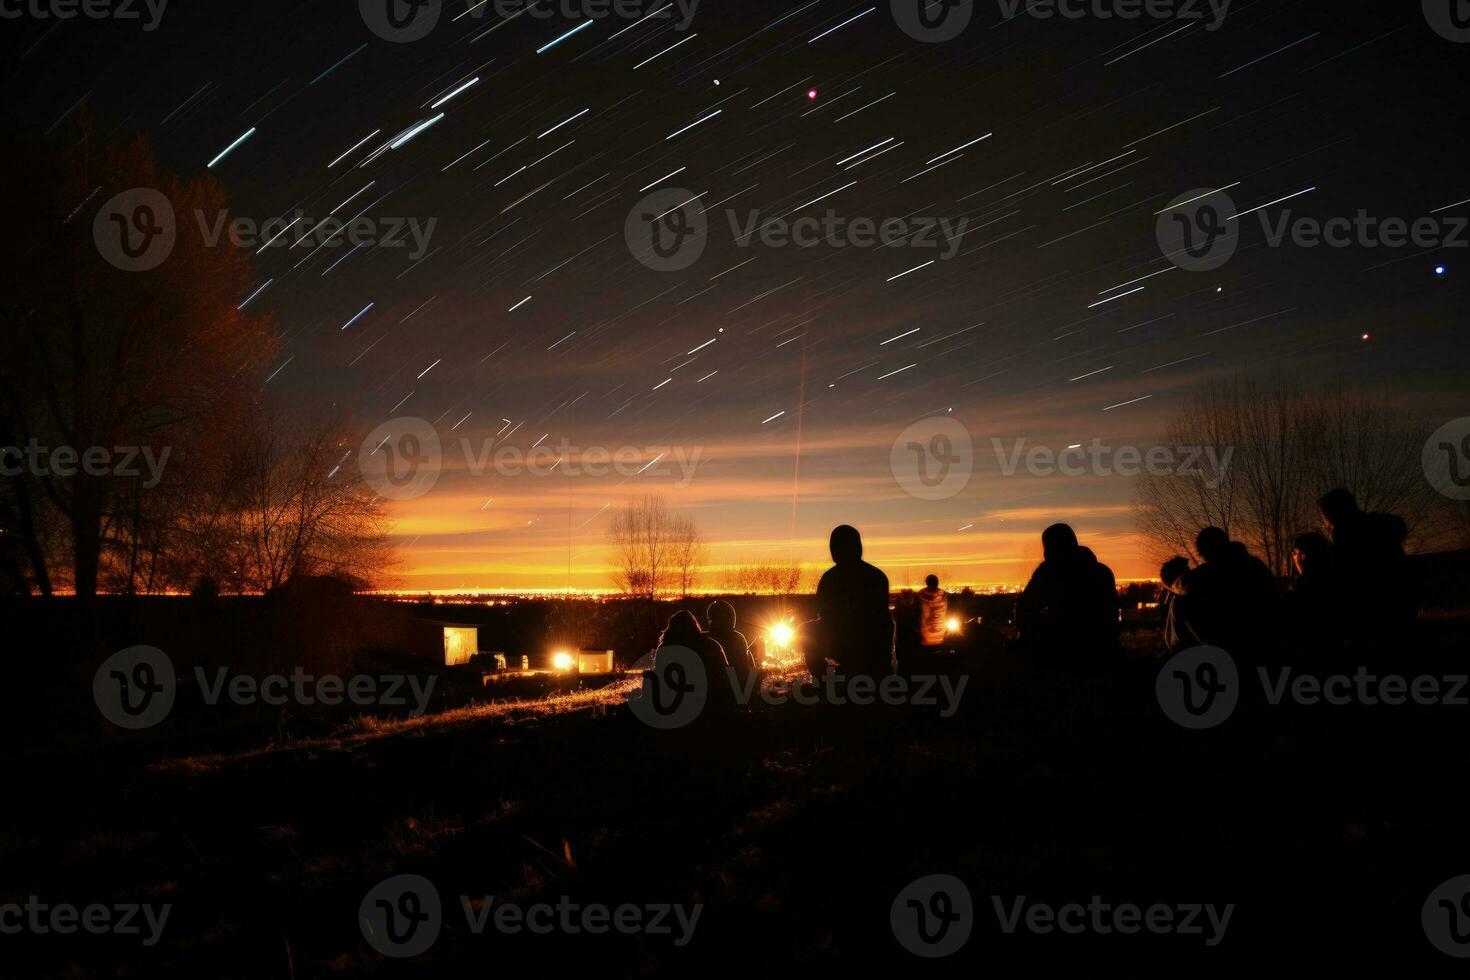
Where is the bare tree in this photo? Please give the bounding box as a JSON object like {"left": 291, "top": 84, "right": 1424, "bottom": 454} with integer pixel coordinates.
{"left": 212, "top": 405, "right": 393, "bottom": 593}
{"left": 607, "top": 495, "right": 701, "bottom": 598}
{"left": 1135, "top": 372, "right": 1441, "bottom": 577}
{"left": 671, "top": 515, "right": 703, "bottom": 597}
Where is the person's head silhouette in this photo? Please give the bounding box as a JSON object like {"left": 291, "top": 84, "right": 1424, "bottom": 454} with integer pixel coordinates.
{"left": 1317, "top": 488, "right": 1360, "bottom": 532}
{"left": 1041, "top": 523, "right": 1079, "bottom": 562}
{"left": 706, "top": 599, "right": 737, "bottom": 631}
{"left": 829, "top": 524, "right": 864, "bottom": 564}
{"left": 661, "top": 609, "right": 703, "bottom": 647}
{"left": 1195, "top": 526, "right": 1230, "bottom": 563}
{"left": 925, "top": 574, "right": 939, "bottom": 589}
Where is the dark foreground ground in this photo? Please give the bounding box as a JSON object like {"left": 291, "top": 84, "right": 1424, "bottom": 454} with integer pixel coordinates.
{"left": 6, "top": 624, "right": 1470, "bottom": 977}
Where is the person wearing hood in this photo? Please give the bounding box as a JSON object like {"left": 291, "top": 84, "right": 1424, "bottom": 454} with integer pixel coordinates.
{"left": 813, "top": 525, "right": 896, "bottom": 676}
{"left": 1014, "top": 523, "right": 1119, "bottom": 658}
{"left": 918, "top": 574, "right": 949, "bottom": 648}
{"left": 705, "top": 600, "right": 759, "bottom": 691}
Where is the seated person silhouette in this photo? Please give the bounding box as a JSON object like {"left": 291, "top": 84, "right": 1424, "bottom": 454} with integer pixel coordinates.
{"left": 812, "top": 525, "right": 896, "bottom": 677}
{"left": 1283, "top": 531, "right": 1345, "bottom": 652}
{"left": 1014, "top": 523, "right": 1119, "bottom": 659}
{"left": 653, "top": 609, "right": 733, "bottom": 711}
{"left": 1318, "top": 487, "right": 1416, "bottom": 641}
{"left": 1161, "top": 526, "right": 1276, "bottom": 655}
{"left": 705, "top": 600, "right": 759, "bottom": 692}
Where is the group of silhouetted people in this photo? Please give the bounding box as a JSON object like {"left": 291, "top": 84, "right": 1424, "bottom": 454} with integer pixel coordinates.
{"left": 651, "top": 487, "right": 1417, "bottom": 698}
{"left": 654, "top": 601, "right": 762, "bottom": 701}
{"left": 1161, "top": 488, "right": 1414, "bottom": 656}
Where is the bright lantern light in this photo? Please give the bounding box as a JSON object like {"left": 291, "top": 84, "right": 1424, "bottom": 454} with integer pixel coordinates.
{"left": 552, "top": 651, "right": 575, "bottom": 672}
{"left": 769, "top": 622, "right": 795, "bottom": 648}
{"left": 946, "top": 617, "right": 961, "bottom": 633}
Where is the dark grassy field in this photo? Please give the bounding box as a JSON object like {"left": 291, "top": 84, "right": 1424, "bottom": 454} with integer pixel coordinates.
{"left": 5, "top": 616, "right": 1470, "bottom": 977}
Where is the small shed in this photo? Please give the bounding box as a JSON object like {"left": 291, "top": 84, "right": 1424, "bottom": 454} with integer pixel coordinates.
{"left": 416, "top": 620, "right": 480, "bottom": 666}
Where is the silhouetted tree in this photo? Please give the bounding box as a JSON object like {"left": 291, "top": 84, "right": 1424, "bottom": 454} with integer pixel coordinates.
{"left": 0, "top": 121, "right": 274, "bottom": 596}
{"left": 607, "top": 495, "right": 700, "bottom": 598}
{"left": 1136, "top": 372, "right": 1440, "bottom": 576}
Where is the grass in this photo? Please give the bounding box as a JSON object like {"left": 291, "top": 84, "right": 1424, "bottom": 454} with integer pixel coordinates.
{"left": 6, "top": 636, "right": 1470, "bottom": 977}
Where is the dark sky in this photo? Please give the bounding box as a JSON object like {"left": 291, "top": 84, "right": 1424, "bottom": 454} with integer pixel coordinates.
{"left": 5, "top": 0, "right": 1467, "bottom": 589}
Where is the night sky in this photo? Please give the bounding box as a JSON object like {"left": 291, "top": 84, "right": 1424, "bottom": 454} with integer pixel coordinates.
{"left": 6, "top": 0, "right": 1467, "bottom": 590}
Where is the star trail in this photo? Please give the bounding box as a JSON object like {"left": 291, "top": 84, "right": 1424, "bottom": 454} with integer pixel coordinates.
{"left": 5, "top": 0, "right": 1465, "bottom": 590}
